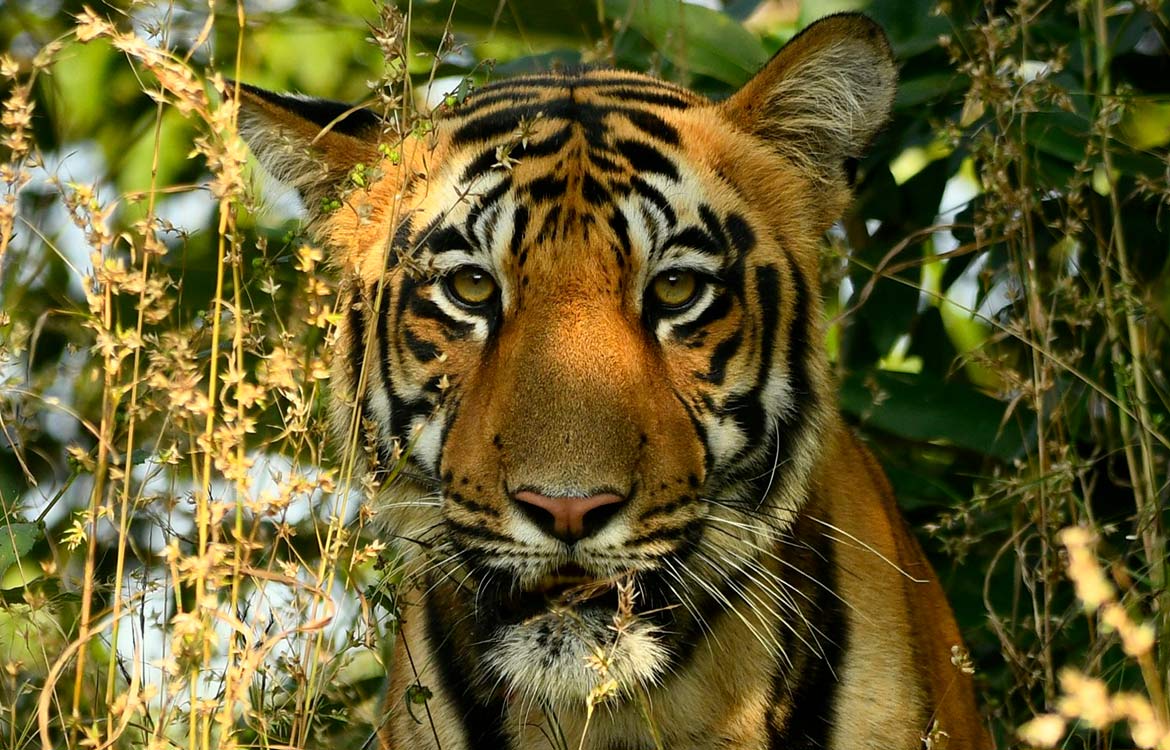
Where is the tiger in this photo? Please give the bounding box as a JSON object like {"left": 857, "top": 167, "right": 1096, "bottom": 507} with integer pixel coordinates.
{"left": 236, "top": 12, "right": 988, "bottom": 750}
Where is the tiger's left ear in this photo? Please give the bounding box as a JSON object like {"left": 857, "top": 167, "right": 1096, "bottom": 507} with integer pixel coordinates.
{"left": 721, "top": 13, "right": 896, "bottom": 183}
{"left": 232, "top": 81, "right": 383, "bottom": 223}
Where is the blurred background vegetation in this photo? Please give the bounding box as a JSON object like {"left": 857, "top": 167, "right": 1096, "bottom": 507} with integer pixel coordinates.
{"left": 0, "top": 0, "right": 1168, "bottom": 747}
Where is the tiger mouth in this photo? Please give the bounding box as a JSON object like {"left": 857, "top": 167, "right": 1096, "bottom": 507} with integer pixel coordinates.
{"left": 479, "top": 563, "right": 624, "bottom": 625}
{"left": 523, "top": 563, "right": 610, "bottom": 603}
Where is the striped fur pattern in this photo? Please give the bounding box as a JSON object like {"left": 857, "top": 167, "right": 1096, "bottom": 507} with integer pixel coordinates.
{"left": 239, "top": 13, "right": 987, "bottom": 750}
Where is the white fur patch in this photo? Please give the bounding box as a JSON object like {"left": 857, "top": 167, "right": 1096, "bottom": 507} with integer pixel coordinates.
{"left": 484, "top": 610, "right": 667, "bottom": 708}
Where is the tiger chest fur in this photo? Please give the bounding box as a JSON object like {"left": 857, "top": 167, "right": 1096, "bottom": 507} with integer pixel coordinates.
{"left": 239, "top": 13, "right": 987, "bottom": 750}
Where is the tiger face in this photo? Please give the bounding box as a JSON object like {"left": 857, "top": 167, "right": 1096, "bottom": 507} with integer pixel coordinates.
{"left": 240, "top": 13, "right": 896, "bottom": 712}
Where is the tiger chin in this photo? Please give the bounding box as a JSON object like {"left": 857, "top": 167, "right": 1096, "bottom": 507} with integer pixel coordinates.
{"left": 238, "top": 12, "right": 990, "bottom": 750}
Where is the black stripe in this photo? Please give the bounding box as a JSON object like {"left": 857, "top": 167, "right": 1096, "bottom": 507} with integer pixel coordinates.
{"left": 509, "top": 206, "right": 529, "bottom": 255}
{"left": 588, "top": 149, "right": 622, "bottom": 173}
{"left": 725, "top": 211, "right": 756, "bottom": 256}
{"left": 402, "top": 327, "right": 439, "bottom": 362}
{"left": 427, "top": 225, "right": 469, "bottom": 255}
{"left": 466, "top": 177, "right": 513, "bottom": 238}
{"left": 422, "top": 375, "right": 445, "bottom": 396}
{"left": 616, "top": 139, "right": 678, "bottom": 180}
{"left": 667, "top": 225, "right": 717, "bottom": 254}
{"left": 636, "top": 494, "right": 694, "bottom": 522}
{"left": 348, "top": 288, "right": 396, "bottom": 473}
{"left": 595, "top": 87, "right": 695, "bottom": 109}
{"left": 701, "top": 330, "right": 743, "bottom": 385}
{"left": 444, "top": 517, "right": 515, "bottom": 544}
{"left": 725, "top": 255, "right": 816, "bottom": 505}
{"left": 578, "top": 74, "right": 695, "bottom": 92}
{"left": 455, "top": 126, "right": 571, "bottom": 182}
{"left": 424, "top": 595, "right": 511, "bottom": 749}
{"left": 238, "top": 83, "right": 380, "bottom": 136}
{"left": 630, "top": 176, "right": 677, "bottom": 226}
{"left": 627, "top": 516, "right": 706, "bottom": 547}
{"left": 382, "top": 278, "right": 433, "bottom": 442}
{"left": 468, "top": 74, "right": 568, "bottom": 92}
{"left": 582, "top": 172, "right": 608, "bottom": 205}
{"left": 782, "top": 258, "right": 815, "bottom": 424}
{"left": 476, "top": 204, "right": 503, "bottom": 249}
{"left": 610, "top": 209, "right": 631, "bottom": 253}
{"left": 468, "top": 72, "right": 693, "bottom": 97}
{"left": 389, "top": 215, "right": 415, "bottom": 263}
{"left": 672, "top": 388, "right": 710, "bottom": 473}
{"left": 409, "top": 295, "right": 476, "bottom": 340}
{"left": 460, "top": 149, "right": 499, "bottom": 183}
{"left": 520, "top": 125, "right": 573, "bottom": 158}
{"left": 438, "top": 399, "right": 460, "bottom": 457}
{"left": 452, "top": 104, "right": 543, "bottom": 145}
{"left": 347, "top": 288, "right": 368, "bottom": 392}
{"left": 449, "top": 491, "right": 502, "bottom": 518}
{"left": 454, "top": 100, "right": 609, "bottom": 146}
{"left": 460, "top": 74, "right": 687, "bottom": 106}
{"left": 455, "top": 88, "right": 543, "bottom": 112}
{"left": 622, "top": 108, "right": 681, "bottom": 145}
{"left": 721, "top": 264, "right": 781, "bottom": 441}
{"left": 385, "top": 384, "right": 431, "bottom": 447}
{"left": 524, "top": 174, "right": 567, "bottom": 202}
{"left": 768, "top": 517, "right": 844, "bottom": 750}
{"left": 699, "top": 204, "right": 729, "bottom": 253}
{"left": 537, "top": 204, "right": 561, "bottom": 243}
{"left": 672, "top": 291, "right": 733, "bottom": 340}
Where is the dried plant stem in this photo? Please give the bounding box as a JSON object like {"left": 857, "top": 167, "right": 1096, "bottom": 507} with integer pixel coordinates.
{"left": 188, "top": 193, "right": 233, "bottom": 750}
{"left": 71, "top": 265, "right": 118, "bottom": 747}
{"left": 1091, "top": 0, "right": 1167, "bottom": 680}
{"left": 103, "top": 82, "right": 168, "bottom": 745}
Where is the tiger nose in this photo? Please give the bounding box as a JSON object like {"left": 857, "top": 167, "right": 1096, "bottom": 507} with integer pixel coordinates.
{"left": 513, "top": 490, "right": 626, "bottom": 543}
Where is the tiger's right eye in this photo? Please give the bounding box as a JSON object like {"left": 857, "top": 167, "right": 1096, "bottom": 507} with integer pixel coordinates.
{"left": 445, "top": 266, "right": 498, "bottom": 308}
{"left": 649, "top": 270, "right": 701, "bottom": 311}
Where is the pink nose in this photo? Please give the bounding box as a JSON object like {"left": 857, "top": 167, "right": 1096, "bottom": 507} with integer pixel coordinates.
{"left": 513, "top": 490, "right": 625, "bottom": 542}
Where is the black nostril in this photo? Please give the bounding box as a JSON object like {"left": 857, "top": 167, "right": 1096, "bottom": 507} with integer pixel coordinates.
{"left": 512, "top": 490, "right": 627, "bottom": 543}
{"left": 516, "top": 500, "right": 558, "bottom": 538}
{"left": 580, "top": 502, "right": 622, "bottom": 539}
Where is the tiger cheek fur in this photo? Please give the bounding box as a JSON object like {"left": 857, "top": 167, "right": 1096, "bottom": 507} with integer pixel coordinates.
{"left": 239, "top": 12, "right": 989, "bottom": 750}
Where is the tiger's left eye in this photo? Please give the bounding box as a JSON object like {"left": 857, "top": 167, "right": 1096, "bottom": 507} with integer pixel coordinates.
{"left": 446, "top": 267, "right": 498, "bottom": 307}
{"left": 650, "top": 270, "right": 700, "bottom": 310}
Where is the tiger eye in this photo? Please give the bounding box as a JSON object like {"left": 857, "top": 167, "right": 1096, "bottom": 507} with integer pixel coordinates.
{"left": 651, "top": 270, "right": 699, "bottom": 309}
{"left": 448, "top": 267, "right": 498, "bottom": 306}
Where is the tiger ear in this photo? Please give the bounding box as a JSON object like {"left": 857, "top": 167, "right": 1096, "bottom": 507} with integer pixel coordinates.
{"left": 233, "top": 81, "right": 383, "bottom": 221}
{"left": 721, "top": 13, "right": 896, "bottom": 183}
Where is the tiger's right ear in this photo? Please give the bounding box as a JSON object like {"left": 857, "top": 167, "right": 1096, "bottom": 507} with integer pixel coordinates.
{"left": 232, "top": 81, "right": 383, "bottom": 221}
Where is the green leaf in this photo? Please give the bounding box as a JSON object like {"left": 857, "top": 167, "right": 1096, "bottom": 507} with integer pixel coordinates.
{"left": 1024, "top": 111, "right": 1166, "bottom": 179}
{"left": 840, "top": 370, "right": 1027, "bottom": 461}
{"left": 0, "top": 522, "right": 41, "bottom": 574}
{"left": 895, "top": 73, "right": 966, "bottom": 109}
{"left": 604, "top": 0, "right": 769, "bottom": 86}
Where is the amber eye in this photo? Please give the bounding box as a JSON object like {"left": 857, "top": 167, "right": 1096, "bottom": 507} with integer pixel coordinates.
{"left": 650, "top": 269, "right": 701, "bottom": 310}
{"left": 445, "top": 266, "right": 498, "bottom": 307}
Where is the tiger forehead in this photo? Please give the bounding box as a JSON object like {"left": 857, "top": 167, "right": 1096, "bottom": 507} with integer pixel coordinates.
{"left": 438, "top": 70, "right": 704, "bottom": 187}
{"left": 450, "top": 69, "right": 705, "bottom": 136}
{"left": 395, "top": 71, "right": 752, "bottom": 272}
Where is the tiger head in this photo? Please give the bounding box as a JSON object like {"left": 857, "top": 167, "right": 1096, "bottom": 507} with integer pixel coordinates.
{"left": 240, "top": 13, "right": 895, "bottom": 710}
